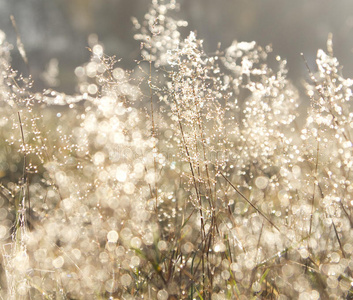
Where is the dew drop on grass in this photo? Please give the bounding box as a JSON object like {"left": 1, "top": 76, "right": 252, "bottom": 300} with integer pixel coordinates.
{"left": 221, "top": 270, "right": 230, "bottom": 280}
{"left": 112, "top": 68, "right": 125, "bottom": 80}
{"left": 130, "top": 255, "right": 140, "bottom": 267}
{"left": 282, "top": 264, "right": 294, "bottom": 278}
{"left": 123, "top": 182, "right": 135, "bottom": 194}
{"left": 120, "top": 227, "right": 132, "bottom": 240}
{"left": 214, "top": 242, "right": 226, "bottom": 252}
{"left": 252, "top": 281, "right": 261, "bottom": 293}
{"left": 120, "top": 274, "right": 132, "bottom": 287}
{"left": 116, "top": 168, "right": 127, "bottom": 182}
{"left": 92, "top": 44, "right": 103, "bottom": 57}
{"left": 255, "top": 176, "right": 269, "bottom": 189}
{"left": 52, "top": 256, "right": 64, "bottom": 268}
{"left": 71, "top": 248, "right": 81, "bottom": 260}
{"left": 99, "top": 252, "right": 109, "bottom": 264}
{"left": 330, "top": 252, "right": 340, "bottom": 263}
{"left": 115, "top": 245, "right": 125, "bottom": 257}
{"left": 181, "top": 242, "right": 193, "bottom": 254}
{"left": 343, "top": 243, "right": 353, "bottom": 254}
{"left": 87, "top": 84, "right": 98, "bottom": 95}
{"left": 143, "top": 232, "right": 154, "bottom": 245}
{"left": 93, "top": 152, "right": 105, "bottom": 166}
{"left": 74, "top": 66, "right": 85, "bottom": 77}
{"left": 130, "top": 237, "right": 142, "bottom": 248}
{"left": 230, "top": 263, "right": 240, "bottom": 272}
{"left": 105, "top": 279, "right": 116, "bottom": 293}
{"left": 157, "top": 289, "right": 169, "bottom": 300}
{"left": 158, "top": 240, "right": 167, "bottom": 251}
{"left": 245, "top": 259, "right": 255, "bottom": 270}
{"left": 311, "top": 290, "right": 320, "bottom": 300}
{"left": 107, "top": 230, "right": 119, "bottom": 243}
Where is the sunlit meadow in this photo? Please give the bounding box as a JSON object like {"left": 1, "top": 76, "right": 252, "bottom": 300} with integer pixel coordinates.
{"left": 0, "top": 0, "right": 353, "bottom": 299}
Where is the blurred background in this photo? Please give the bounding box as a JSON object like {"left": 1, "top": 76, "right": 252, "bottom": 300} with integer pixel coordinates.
{"left": 0, "top": 0, "right": 352, "bottom": 100}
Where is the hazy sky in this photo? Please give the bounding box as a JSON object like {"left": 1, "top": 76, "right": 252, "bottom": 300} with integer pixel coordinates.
{"left": 0, "top": 0, "right": 352, "bottom": 95}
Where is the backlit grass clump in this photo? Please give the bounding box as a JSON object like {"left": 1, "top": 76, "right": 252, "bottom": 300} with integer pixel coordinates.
{"left": 0, "top": 1, "right": 353, "bottom": 299}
